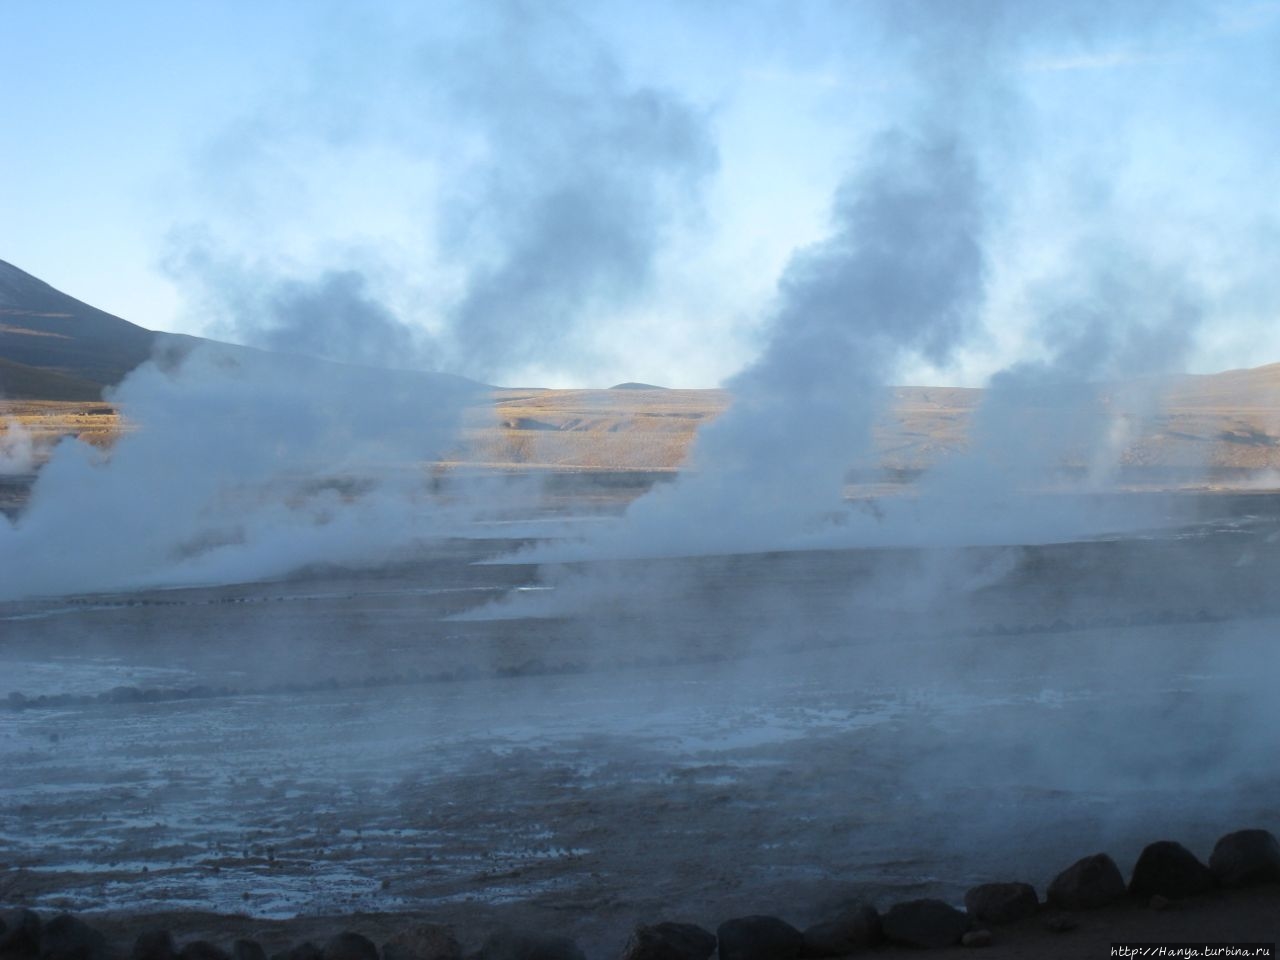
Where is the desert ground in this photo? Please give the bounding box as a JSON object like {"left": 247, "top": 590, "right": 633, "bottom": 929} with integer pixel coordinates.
{"left": 4, "top": 384, "right": 1280, "bottom": 955}
{"left": 4, "top": 481, "right": 1280, "bottom": 953}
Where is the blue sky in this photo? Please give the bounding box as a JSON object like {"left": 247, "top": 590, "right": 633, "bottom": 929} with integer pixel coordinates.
{"left": 3, "top": 0, "right": 1279, "bottom": 387}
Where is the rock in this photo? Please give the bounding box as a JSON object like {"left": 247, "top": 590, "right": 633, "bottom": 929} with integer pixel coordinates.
{"left": 179, "top": 943, "right": 229, "bottom": 960}
{"left": 1046, "top": 853, "right": 1126, "bottom": 910}
{"left": 620, "top": 923, "right": 716, "bottom": 960}
{"left": 131, "top": 931, "right": 176, "bottom": 960}
{"left": 232, "top": 943, "right": 266, "bottom": 960}
{"left": 800, "top": 905, "right": 881, "bottom": 957}
{"left": 1129, "top": 841, "right": 1215, "bottom": 900}
{"left": 322, "top": 936, "right": 377, "bottom": 960}
{"left": 40, "top": 915, "right": 111, "bottom": 960}
{"left": 1042, "top": 914, "right": 1078, "bottom": 934}
{"left": 473, "top": 931, "right": 585, "bottom": 960}
{"left": 381, "top": 925, "right": 461, "bottom": 960}
{"left": 715, "top": 916, "right": 803, "bottom": 960}
{"left": 0, "top": 909, "right": 42, "bottom": 957}
{"left": 1209, "top": 829, "right": 1280, "bottom": 887}
{"left": 274, "top": 944, "right": 322, "bottom": 960}
{"left": 961, "top": 930, "right": 992, "bottom": 948}
{"left": 1149, "top": 895, "right": 1172, "bottom": 911}
{"left": 881, "top": 900, "right": 968, "bottom": 949}
{"left": 963, "top": 883, "right": 1038, "bottom": 926}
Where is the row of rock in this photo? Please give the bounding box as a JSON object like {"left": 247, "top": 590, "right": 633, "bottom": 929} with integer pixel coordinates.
{"left": 2, "top": 828, "right": 1277, "bottom": 960}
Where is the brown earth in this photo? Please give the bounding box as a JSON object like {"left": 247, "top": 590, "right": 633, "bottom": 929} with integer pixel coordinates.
{"left": 7, "top": 362, "right": 1280, "bottom": 487}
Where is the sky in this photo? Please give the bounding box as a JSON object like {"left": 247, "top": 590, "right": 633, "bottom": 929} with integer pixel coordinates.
{"left": 3, "top": 0, "right": 1279, "bottom": 388}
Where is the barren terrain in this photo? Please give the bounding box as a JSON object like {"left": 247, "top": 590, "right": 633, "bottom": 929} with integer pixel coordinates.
{"left": 3, "top": 492, "right": 1280, "bottom": 953}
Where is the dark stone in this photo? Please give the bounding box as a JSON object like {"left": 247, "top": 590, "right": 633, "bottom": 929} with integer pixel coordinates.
{"left": 800, "top": 905, "right": 881, "bottom": 957}
{"left": 473, "top": 931, "right": 585, "bottom": 960}
{"left": 961, "top": 930, "right": 992, "bottom": 948}
{"left": 381, "top": 926, "right": 461, "bottom": 960}
{"left": 0, "top": 909, "right": 42, "bottom": 957}
{"left": 322, "top": 936, "right": 377, "bottom": 960}
{"left": 1042, "top": 914, "right": 1078, "bottom": 934}
{"left": 232, "top": 942, "right": 267, "bottom": 960}
{"left": 131, "top": 931, "right": 176, "bottom": 960}
{"left": 1046, "top": 853, "right": 1126, "bottom": 910}
{"left": 179, "top": 943, "right": 229, "bottom": 960}
{"left": 963, "top": 883, "right": 1039, "bottom": 925}
{"left": 1209, "top": 829, "right": 1280, "bottom": 887}
{"left": 881, "top": 899, "right": 968, "bottom": 949}
{"left": 40, "top": 915, "right": 111, "bottom": 960}
{"left": 621, "top": 923, "right": 716, "bottom": 960}
{"left": 1129, "top": 841, "right": 1215, "bottom": 900}
{"left": 715, "top": 916, "right": 802, "bottom": 960}
{"left": 273, "top": 945, "right": 322, "bottom": 960}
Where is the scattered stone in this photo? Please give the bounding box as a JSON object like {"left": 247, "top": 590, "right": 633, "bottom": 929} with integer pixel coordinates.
{"left": 232, "top": 942, "right": 267, "bottom": 960}
{"left": 322, "top": 935, "right": 377, "bottom": 960}
{"left": 715, "top": 916, "right": 803, "bottom": 960}
{"left": 800, "top": 905, "right": 881, "bottom": 957}
{"left": 961, "top": 930, "right": 992, "bottom": 949}
{"left": 881, "top": 899, "right": 968, "bottom": 949}
{"left": 132, "top": 931, "right": 176, "bottom": 960}
{"left": 1046, "top": 853, "right": 1126, "bottom": 910}
{"left": 0, "top": 909, "right": 42, "bottom": 957}
{"left": 473, "top": 930, "right": 585, "bottom": 960}
{"left": 382, "top": 925, "right": 462, "bottom": 960}
{"left": 1129, "top": 841, "right": 1215, "bottom": 900}
{"left": 179, "top": 942, "right": 230, "bottom": 960}
{"left": 274, "top": 944, "right": 322, "bottom": 960}
{"left": 620, "top": 922, "right": 716, "bottom": 960}
{"left": 1042, "top": 914, "right": 1078, "bottom": 934}
{"left": 963, "top": 883, "right": 1038, "bottom": 926}
{"left": 1209, "top": 829, "right": 1280, "bottom": 887}
{"left": 40, "top": 914, "right": 111, "bottom": 960}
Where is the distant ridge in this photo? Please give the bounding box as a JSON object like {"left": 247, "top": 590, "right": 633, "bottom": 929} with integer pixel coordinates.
{"left": 610, "top": 381, "right": 666, "bottom": 390}
{"left": 0, "top": 259, "right": 159, "bottom": 398}
{"left": 0, "top": 259, "right": 486, "bottom": 402}
{"left": 0, "top": 356, "right": 102, "bottom": 402}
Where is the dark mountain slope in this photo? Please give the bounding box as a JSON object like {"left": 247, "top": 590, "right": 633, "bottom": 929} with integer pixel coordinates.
{"left": 0, "top": 259, "right": 157, "bottom": 394}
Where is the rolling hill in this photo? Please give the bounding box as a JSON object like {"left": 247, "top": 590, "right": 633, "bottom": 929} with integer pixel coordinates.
{"left": 0, "top": 259, "right": 159, "bottom": 398}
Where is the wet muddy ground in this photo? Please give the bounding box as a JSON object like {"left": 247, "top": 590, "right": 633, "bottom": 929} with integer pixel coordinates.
{"left": 3, "top": 492, "right": 1280, "bottom": 954}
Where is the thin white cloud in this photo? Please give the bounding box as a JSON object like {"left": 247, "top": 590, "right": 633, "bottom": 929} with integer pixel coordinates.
{"left": 1022, "top": 48, "right": 1187, "bottom": 72}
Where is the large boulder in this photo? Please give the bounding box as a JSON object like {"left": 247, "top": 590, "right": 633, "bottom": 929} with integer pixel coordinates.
{"left": 1046, "top": 853, "right": 1126, "bottom": 910}
{"left": 1209, "top": 829, "right": 1280, "bottom": 887}
{"left": 232, "top": 942, "right": 267, "bottom": 960}
{"left": 963, "top": 883, "right": 1038, "bottom": 925}
{"left": 179, "top": 943, "right": 229, "bottom": 960}
{"left": 322, "top": 936, "right": 377, "bottom": 960}
{"left": 800, "top": 905, "right": 881, "bottom": 957}
{"left": 0, "top": 909, "right": 42, "bottom": 957}
{"left": 131, "top": 931, "right": 176, "bottom": 960}
{"left": 881, "top": 900, "right": 968, "bottom": 949}
{"left": 473, "top": 931, "right": 585, "bottom": 960}
{"left": 1128, "top": 841, "right": 1215, "bottom": 900}
{"left": 381, "top": 925, "right": 461, "bottom": 960}
{"left": 715, "top": 916, "right": 803, "bottom": 960}
{"left": 40, "top": 915, "right": 112, "bottom": 960}
{"left": 621, "top": 923, "right": 716, "bottom": 960}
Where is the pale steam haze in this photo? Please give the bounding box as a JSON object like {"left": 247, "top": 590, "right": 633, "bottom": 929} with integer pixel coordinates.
{"left": 4, "top": 3, "right": 1280, "bottom": 951}
{"left": 2, "top": 0, "right": 1278, "bottom": 388}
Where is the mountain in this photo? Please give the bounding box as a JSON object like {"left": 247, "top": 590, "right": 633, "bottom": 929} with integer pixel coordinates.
{"left": 0, "top": 259, "right": 159, "bottom": 399}
{"left": 0, "top": 259, "right": 482, "bottom": 402}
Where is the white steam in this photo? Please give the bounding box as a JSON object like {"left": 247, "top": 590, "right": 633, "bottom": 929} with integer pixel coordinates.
{"left": 0, "top": 418, "right": 37, "bottom": 476}
{"left": 0, "top": 341, "right": 479, "bottom": 599}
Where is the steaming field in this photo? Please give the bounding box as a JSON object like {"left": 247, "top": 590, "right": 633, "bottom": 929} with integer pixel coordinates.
{"left": 3, "top": 488, "right": 1280, "bottom": 951}
{"left": 7, "top": 360, "right": 1280, "bottom": 483}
